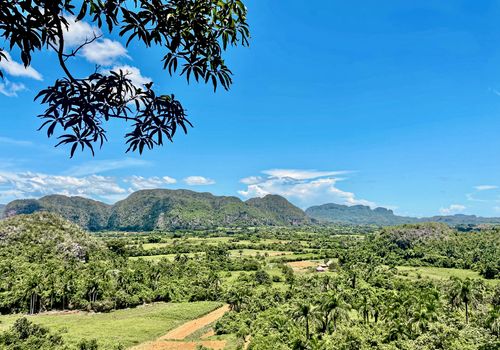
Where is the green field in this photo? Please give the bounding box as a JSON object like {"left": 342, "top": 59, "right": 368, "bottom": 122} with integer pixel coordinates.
{"left": 0, "top": 302, "right": 222, "bottom": 349}
{"left": 130, "top": 248, "right": 295, "bottom": 262}
{"left": 228, "top": 248, "right": 293, "bottom": 257}
{"left": 396, "top": 266, "right": 500, "bottom": 285}
{"left": 129, "top": 252, "right": 202, "bottom": 261}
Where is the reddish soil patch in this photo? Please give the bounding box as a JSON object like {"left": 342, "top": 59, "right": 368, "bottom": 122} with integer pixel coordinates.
{"left": 160, "top": 305, "right": 230, "bottom": 340}
{"left": 287, "top": 260, "right": 317, "bottom": 269}
{"left": 136, "top": 340, "right": 226, "bottom": 350}
{"left": 133, "top": 305, "right": 230, "bottom": 350}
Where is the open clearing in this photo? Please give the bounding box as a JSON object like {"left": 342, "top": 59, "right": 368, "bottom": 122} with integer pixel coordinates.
{"left": 286, "top": 260, "right": 319, "bottom": 272}
{"left": 134, "top": 340, "right": 227, "bottom": 349}
{"left": 0, "top": 302, "right": 221, "bottom": 349}
{"left": 228, "top": 249, "right": 293, "bottom": 257}
{"left": 160, "top": 304, "right": 229, "bottom": 340}
{"left": 396, "top": 266, "right": 500, "bottom": 285}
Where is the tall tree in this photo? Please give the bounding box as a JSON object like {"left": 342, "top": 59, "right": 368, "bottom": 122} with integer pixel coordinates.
{"left": 292, "top": 302, "right": 315, "bottom": 340}
{"left": 448, "top": 277, "right": 484, "bottom": 324}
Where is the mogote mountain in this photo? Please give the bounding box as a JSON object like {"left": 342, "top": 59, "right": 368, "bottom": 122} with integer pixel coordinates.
{"left": 3, "top": 190, "right": 310, "bottom": 231}
{"left": 306, "top": 203, "right": 500, "bottom": 226}
{"left": 3, "top": 190, "right": 500, "bottom": 230}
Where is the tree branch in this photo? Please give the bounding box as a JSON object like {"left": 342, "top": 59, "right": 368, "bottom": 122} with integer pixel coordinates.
{"left": 55, "top": 19, "right": 76, "bottom": 82}
{"left": 62, "top": 33, "right": 102, "bottom": 62}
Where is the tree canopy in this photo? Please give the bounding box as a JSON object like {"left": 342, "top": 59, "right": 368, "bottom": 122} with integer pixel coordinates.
{"left": 0, "top": 0, "right": 249, "bottom": 157}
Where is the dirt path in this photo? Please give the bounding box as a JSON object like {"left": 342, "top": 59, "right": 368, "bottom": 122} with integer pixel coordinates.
{"left": 132, "top": 304, "right": 230, "bottom": 350}
{"left": 159, "top": 304, "right": 229, "bottom": 340}
{"left": 134, "top": 340, "right": 226, "bottom": 350}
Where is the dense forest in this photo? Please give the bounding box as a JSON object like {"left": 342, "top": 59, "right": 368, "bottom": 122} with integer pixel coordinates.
{"left": 0, "top": 212, "right": 499, "bottom": 349}
{"left": 3, "top": 191, "right": 310, "bottom": 231}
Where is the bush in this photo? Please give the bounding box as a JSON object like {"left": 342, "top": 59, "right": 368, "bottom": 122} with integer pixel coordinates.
{"left": 254, "top": 270, "right": 272, "bottom": 286}
{"left": 0, "top": 317, "right": 65, "bottom": 349}
{"left": 90, "top": 300, "right": 115, "bottom": 313}
{"left": 78, "top": 338, "right": 99, "bottom": 350}
{"left": 272, "top": 275, "right": 283, "bottom": 282}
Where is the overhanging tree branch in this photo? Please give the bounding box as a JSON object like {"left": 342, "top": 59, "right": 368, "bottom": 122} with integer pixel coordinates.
{"left": 0, "top": 0, "right": 249, "bottom": 157}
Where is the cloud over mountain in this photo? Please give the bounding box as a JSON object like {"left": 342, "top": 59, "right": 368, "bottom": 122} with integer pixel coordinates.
{"left": 238, "top": 169, "right": 374, "bottom": 209}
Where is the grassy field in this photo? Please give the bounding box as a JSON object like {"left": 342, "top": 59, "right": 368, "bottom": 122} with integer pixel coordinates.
{"left": 0, "top": 302, "right": 222, "bottom": 349}
{"left": 396, "top": 266, "right": 500, "bottom": 285}
{"left": 141, "top": 237, "right": 234, "bottom": 250}
{"left": 129, "top": 252, "right": 202, "bottom": 261}
{"left": 228, "top": 249, "right": 293, "bottom": 257}
{"left": 130, "top": 248, "right": 295, "bottom": 262}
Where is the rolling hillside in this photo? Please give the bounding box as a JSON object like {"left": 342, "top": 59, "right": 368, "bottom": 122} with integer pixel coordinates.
{"left": 4, "top": 190, "right": 309, "bottom": 231}
{"left": 306, "top": 203, "right": 500, "bottom": 226}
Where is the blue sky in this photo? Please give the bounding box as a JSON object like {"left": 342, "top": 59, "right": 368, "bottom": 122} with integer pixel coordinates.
{"left": 1, "top": 0, "right": 500, "bottom": 217}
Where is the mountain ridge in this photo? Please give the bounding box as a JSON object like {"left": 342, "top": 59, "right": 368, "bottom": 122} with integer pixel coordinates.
{"left": 4, "top": 191, "right": 500, "bottom": 230}
{"left": 3, "top": 190, "right": 310, "bottom": 231}
{"left": 306, "top": 203, "right": 500, "bottom": 226}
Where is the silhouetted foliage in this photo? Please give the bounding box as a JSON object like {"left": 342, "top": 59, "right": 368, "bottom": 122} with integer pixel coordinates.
{"left": 0, "top": 0, "right": 249, "bottom": 157}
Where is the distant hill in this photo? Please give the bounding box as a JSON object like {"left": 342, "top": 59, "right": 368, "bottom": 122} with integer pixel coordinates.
{"left": 4, "top": 195, "right": 111, "bottom": 231}
{"left": 4, "top": 190, "right": 309, "bottom": 231}
{"left": 7, "top": 192, "right": 500, "bottom": 230}
{"left": 306, "top": 203, "right": 416, "bottom": 225}
{"left": 306, "top": 203, "right": 500, "bottom": 226}
{"left": 0, "top": 204, "right": 5, "bottom": 219}
{"left": 246, "top": 195, "right": 310, "bottom": 226}
{"left": 0, "top": 212, "right": 104, "bottom": 262}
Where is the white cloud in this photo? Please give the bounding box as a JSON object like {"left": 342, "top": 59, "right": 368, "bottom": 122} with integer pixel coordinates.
{"left": 0, "top": 171, "right": 126, "bottom": 203}
{"left": 439, "top": 204, "right": 466, "bottom": 215}
{"left": 0, "top": 52, "right": 43, "bottom": 81}
{"left": 62, "top": 17, "right": 128, "bottom": 66}
{"left": 0, "top": 80, "right": 27, "bottom": 97}
{"left": 0, "top": 136, "right": 33, "bottom": 146}
{"left": 474, "top": 185, "right": 498, "bottom": 191}
{"left": 0, "top": 170, "right": 182, "bottom": 203}
{"left": 63, "top": 16, "right": 101, "bottom": 47}
{"left": 240, "top": 176, "right": 263, "bottom": 185}
{"left": 262, "top": 169, "right": 351, "bottom": 180}
{"left": 106, "top": 65, "right": 151, "bottom": 87}
{"left": 66, "top": 158, "right": 151, "bottom": 177}
{"left": 125, "top": 175, "right": 177, "bottom": 191}
{"left": 183, "top": 176, "right": 216, "bottom": 186}
{"left": 238, "top": 169, "right": 374, "bottom": 209}
{"left": 82, "top": 38, "right": 129, "bottom": 65}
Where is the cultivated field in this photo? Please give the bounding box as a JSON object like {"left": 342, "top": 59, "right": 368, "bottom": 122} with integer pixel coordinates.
{"left": 0, "top": 302, "right": 222, "bottom": 349}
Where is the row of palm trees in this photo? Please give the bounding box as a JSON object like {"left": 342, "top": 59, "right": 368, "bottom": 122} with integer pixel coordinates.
{"left": 291, "top": 275, "right": 492, "bottom": 342}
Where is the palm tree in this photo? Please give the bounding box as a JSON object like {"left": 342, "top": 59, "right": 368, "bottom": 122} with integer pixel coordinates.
{"left": 408, "top": 291, "right": 440, "bottom": 336}
{"left": 356, "top": 287, "right": 374, "bottom": 324}
{"left": 292, "top": 301, "right": 315, "bottom": 340}
{"left": 317, "top": 291, "right": 350, "bottom": 333}
{"left": 448, "top": 277, "right": 484, "bottom": 324}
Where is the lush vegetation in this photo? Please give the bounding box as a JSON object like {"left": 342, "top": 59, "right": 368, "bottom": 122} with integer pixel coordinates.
{"left": 0, "top": 302, "right": 221, "bottom": 349}
{"left": 341, "top": 223, "right": 500, "bottom": 279}
{"left": 4, "top": 191, "right": 310, "bottom": 231}
{"left": 306, "top": 203, "right": 500, "bottom": 226}
{"left": 7, "top": 190, "right": 500, "bottom": 234}
{"left": 306, "top": 203, "right": 413, "bottom": 226}
{"left": 0, "top": 213, "right": 499, "bottom": 349}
